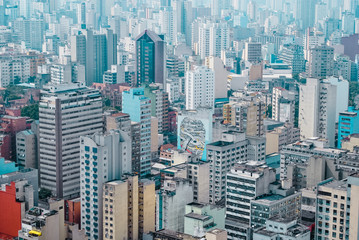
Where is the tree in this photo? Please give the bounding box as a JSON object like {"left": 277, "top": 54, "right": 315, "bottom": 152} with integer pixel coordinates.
{"left": 21, "top": 104, "right": 39, "bottom": 120}
{"left": 39, "top": 188, "right": 52, "bottom": 200}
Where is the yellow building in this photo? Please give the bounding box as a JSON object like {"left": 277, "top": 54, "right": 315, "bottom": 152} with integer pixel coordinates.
{"left": 103, "top": 176, "right": 155, "bottom": 240}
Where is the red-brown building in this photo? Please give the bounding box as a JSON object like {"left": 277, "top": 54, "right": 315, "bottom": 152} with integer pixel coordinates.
{"left": 92, "top": 83, "right": 131, "bottom": 109}
{"left": 0, "top": 182, "right": 23, "bottom": 237}
{"left": 0, "top": 115, "right": 28, "bottom": 160}
{"left": 65, "top": 198, "right": 81, "bottom": 228}
{"left": 168, "top": 111, "right": 178, "bottom": 133}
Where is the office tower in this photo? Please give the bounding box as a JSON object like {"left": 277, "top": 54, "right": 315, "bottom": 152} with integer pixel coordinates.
{"left": 272, "top": 87, "right": 296, "bottom": 123}
{"left": 16, "top": 127, "right": 38, "bottom": 169}
{"left": 279, "top": 44, "right": 306, "bottom": 75}
{"left": 103, "top": 176, "right": 155, "bottom": 240}
{"left": 39, "top": 83, "right": 103, "bottom": 198}
{"left": 166, "top": 55, "right": 185, "bottom": 77}
{"left": 280, "top": 138, "right": 346, "bottom": 190}
{"left": 156, "top": 178, "right": 193, "bottom": 232}
{"left": 315, "top": 175, "right": 359, "bottom": 240}
{"left": 294, "top": 0, "right": 316, "bottom": 29}
{"left": 80, "top": 130, "right": 131, "bottom": 239}
{"left": 197, "top": 21, "right": 230, "bottom": 59}
{"left": 13, "top": 18, "right": 45, "bottom": 51}
{"left": 265, "top": 122, "right": 300, "bottom": 155}
{"left": 71, "top": 29, "right": 117, "bottom": 85}
{"left": 207, "top": 131, "right": 248, "bottom": 204}
{"left": 122, "top": 88, "right": 151, "bottom": 177}
{"left": 135, "top": 30, "right": 165, "bottom": 86}
{"left": 307, "top": 45, "right": 334, "bottom": 78}
{"left": 303, "top": 28, "right": 325, "bottom": 60}
{"left": 338, "top": 107, "right": 359, "bottom": 148}
{"left": 144, "top": 84, "right": 169, "bottom": 133}
{"left": 243, "top": 40, "right": 262, "bottom": 63}
{"left": 185, "top": 65, "right": 214, "bottom": 110}
{"left": 299, "top": 77, "right": 348, "bottom": 147}
{"left": 225, "top": 162, "right": 276, "bottom": 239}
{"left": 159, "top": 6, "right": 176, "bottom": 44}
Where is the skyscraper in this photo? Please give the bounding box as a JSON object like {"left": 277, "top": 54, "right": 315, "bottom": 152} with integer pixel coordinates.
{"left": 122, "top": 88, "right": 152, "bottom": 177}
{"left": 307, "top": 45, "right": 334, "bottom": 79}
{"left": 135, "top": 30, "right": 165, "bottom": 86}
{"left": 39, "top": 83, "right": 103, "bottom": 198}
{"left": 71, "top": 29, "right": 117, "bottom": 85}
{"left": 80, "top": 130, "right": 132, "bottom": 239}
{"left": 185, "top": 65, "right": 215, "bottom": 110}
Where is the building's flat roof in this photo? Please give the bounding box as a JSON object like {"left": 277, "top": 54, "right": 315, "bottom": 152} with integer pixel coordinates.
{"left": 207, "top": 141, "right": 234, "bottom": 147}
{"left": 185, "top": 212, "right": 210, "bottom": 221}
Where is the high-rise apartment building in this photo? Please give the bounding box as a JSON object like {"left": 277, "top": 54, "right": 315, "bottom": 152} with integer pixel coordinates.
{"left": 207, "top": 131, "right": 248, "bottom": 204}
{"left": 307, "top": 45, "right": 334, "bottom": 79}
{"left": 299, "top": 78, "right": 348, "bottom": 147}
{"left": 159, "top": 6, "right": 176, "bottom": 44}
{"left": 223, "top": 98, "right": 265, "bottom": 137}
{"left": 103, "top": 176, "right": 156, "bottom": 240}
{"left": 243, "top": 40, "right": 262, "bottom": 63}
{"left": 272, "top": 87, "right": 296, "bottom": 123}
{"left": 122, "top": 88, "right": 152, "bottom": 177}
{"left": 265, "top": 122, "right": 300, "bottom": 155}
{"left": 144, "top": 84, "right": 169, "bottom": 133}
{"left": 315, "top": 175, "right": 359, "bottom": 240}
{"left": 279, "top": 44, "right": 306, "bottom": 75}
{"left": 197, "top": 21, "right": 230, "bottom": 59}
{"left": 156, "top": 178, "right": 194, "bottom": 232}
{"left": 80, "top": 130, "right": 131, "bottom": 239}
{"left": 225, "top": 162, "right": 276, "bottom": 239}
{"left": 185, "top": 65, "right": 215, "bottom": 110}
{"left": 135, "top": 30, "right": 165, "bottom": 86}
{"left": 13, "top": 18, "right": 45, "bottom": 51}
{"left": 39, "top": 83, "right": 103, "bottom": 198}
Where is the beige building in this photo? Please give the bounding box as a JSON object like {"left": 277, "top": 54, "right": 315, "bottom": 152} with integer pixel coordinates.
{"left": 315, "top": 174, "right": 359, "bottom": 240}
{"left": 102, "top": 175, "right": 155, "bottom": 240}
{"left": 341, "top": 134, "right": 359, "bottom": 152}
{"left": 223, "top": 99, "right": 265, "bottom": 137}
{"left": 205, "top": 229, "right": 227, "bottom": 240}
{"left": 265, "top": 122, "right": 300, "bottom": 155}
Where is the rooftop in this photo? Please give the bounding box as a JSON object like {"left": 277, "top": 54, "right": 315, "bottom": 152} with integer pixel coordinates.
{"left": 207, "top": 141, "right": 234, "bottom": 147}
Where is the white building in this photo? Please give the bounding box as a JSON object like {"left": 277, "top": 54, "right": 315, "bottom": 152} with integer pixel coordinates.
{"left": 299, "top": 77, "right": 347, "bottom": 147}
{"left": 80, "top": 130, "right": 131, "bottom": 239}
{"left": 207, "top": 131, "right": 248, "bottom": 204}
{"left": 39, "top": 83, "right": 103, "bottom": 198}
{"left": 0, "top": 55, "right": 31, "bottom": 87}
{"left": 156, "top": 179, "right": 193, "bottom": 232}
{"left": 50, "top": 64, "right": 72, "bottom": 85}
{"left": 205, "top": 56, "right": 229, "bottom": 99}
{"left": 159, "top": 6, "right": 176, "bottom": 44}
{"left": 197, "top": 21, "right": 230, "bottom": 59}
{"left": 243, "top": 40, "right": 262, "bottom": 63}
{"left": 225, "top": 162, "right": 276, "bottom": 239}
{"left": 185, "top": 65, "right": 214, "bottom": 110}
{"left": 272, "top": 87, "right": 296, "bottom": 123}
